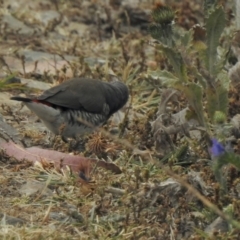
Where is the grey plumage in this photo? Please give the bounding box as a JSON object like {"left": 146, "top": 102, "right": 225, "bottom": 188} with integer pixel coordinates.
{"left": 11, "top": 78, "right": 129, "bottom": 140}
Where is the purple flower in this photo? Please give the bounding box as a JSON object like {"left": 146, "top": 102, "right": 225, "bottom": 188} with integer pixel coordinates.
{"left": 210, "top": 138, "right": 225, "bottom": 157}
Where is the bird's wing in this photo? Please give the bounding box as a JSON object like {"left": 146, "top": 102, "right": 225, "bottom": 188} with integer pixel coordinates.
{"left": 37, "top": 78, "right": 107, "bottom": 113}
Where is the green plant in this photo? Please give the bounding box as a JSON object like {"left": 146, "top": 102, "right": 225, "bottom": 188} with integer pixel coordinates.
{"left": 148, "top": 3, "right": 229, "bottom": 133}
{"left": 0, "top": 75, "right": 24, "bottom": 91}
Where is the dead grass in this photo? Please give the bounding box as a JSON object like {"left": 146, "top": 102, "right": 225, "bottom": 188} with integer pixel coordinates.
{"left": 0, "top": 0, "right": 239, "bottom": 239}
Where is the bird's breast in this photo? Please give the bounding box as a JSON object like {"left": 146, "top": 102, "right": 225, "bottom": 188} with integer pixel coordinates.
{"left": 60, "top": 109, "right": 108, "bottom": 139}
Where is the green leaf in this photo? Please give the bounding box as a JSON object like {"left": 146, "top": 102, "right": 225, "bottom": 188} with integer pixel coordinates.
{"left": 214, "top": 46, "right": 231, "bottom": 74}
{"left": 206, "top": 70, "right": 229, "bottom": 121}
{"left": 213, "top": 151, "right": 240, "bottom": 192}
{"left": 180, "top": 29, "right": 193, "bottom": 49}
{"left": 160, "top": 46, "right": 188, "bottom": 82}
{"left": 148, "top": 69, "right": 206, "bottom": 127}
{"left": 182, "top": 83, "right": 206, "bottom": 127}
{"left": 149, "top": 23, "right": 174, "bottom": 47}
{"left": 205, "top": 7, "right": 226, "bottom": 76}
{"left": 148, "top": 69, "right": 180, "bottom": 86}
{"left": 190, "top": 66, "right": 207, "bottom": 89}
{"left": 204, "top": 0, "right": 218, "bottom": 17}
{"left": 214, "top": 152, "right": 240, "bottom": 176}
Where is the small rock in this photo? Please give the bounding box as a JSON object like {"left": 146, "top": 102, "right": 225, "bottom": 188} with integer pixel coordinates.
{"left": 0, "top": 213, "right": 25, "bottom": 226}
{"left": 5, "top": 76, "right": 21, "bottom": 84}
{"left": 3, "top": 14, "right": 35, "bottom": 36}
{"left": 205, "top": 217, "right": 229, "bottom": 235}
{"left": 19, "top": 180, "right": 53, "bottom": 197}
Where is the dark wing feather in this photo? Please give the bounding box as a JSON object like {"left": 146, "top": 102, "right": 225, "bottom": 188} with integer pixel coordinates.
{"left": 37, "top": 78, "right": 107, "bottom": 113}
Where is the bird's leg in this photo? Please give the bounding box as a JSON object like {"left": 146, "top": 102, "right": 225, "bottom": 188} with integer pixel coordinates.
{"left": 61, "top": 136, "right": 68, "bottom": 143}
{"left": 45, "top": 130, "right": 64, "bottom": 149}
{"left": 67, "top": 139, "right": 75, "bottom": 152}
{"left": 45, "top": 130, "right": 56, "bottom": 147}
{"left": 51, "top": 135, "right": 60, "bottom": 149}
{"left": 76, "top": 138, "right": 86, "bottom": 151}
{"left": 67, "top": 136, "right": 87, "bottom": 152}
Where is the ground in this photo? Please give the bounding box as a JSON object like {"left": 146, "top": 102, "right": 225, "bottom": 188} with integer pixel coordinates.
{"left": 0, "top": 0, "right": 239, "bottom": 239}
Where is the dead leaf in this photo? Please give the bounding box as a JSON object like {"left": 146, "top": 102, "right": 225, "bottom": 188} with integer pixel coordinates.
{"left": 0, "top": 141, "right": 122, "bottom": 181}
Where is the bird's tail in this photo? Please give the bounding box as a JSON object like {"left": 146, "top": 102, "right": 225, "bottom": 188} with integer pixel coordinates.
{"left": 10, "top": 96, "right": 32, "bottom": 102}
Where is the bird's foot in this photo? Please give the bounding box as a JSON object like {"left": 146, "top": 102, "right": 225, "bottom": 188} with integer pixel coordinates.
{"left": 51, "top": 135, "right": 64, "bottom": 149}
{"left": 43, "top": 132, "right": 58, "bottom": 148}
{"left": 68, "top": 138, "right": 86, "bottom": 152}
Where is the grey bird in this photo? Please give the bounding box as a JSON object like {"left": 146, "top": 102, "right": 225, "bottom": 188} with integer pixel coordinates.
{"left": 11, "top": 78, "right": 129, "bottom": 142}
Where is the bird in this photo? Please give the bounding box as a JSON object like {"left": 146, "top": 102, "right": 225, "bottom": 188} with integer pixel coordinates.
{"left": 10, "top": 78, "right": 129, "bottom": 142}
